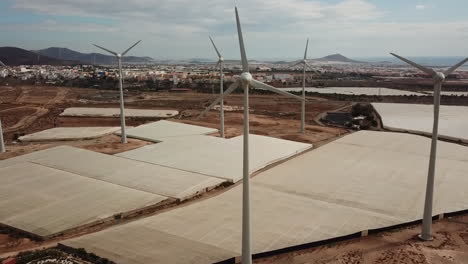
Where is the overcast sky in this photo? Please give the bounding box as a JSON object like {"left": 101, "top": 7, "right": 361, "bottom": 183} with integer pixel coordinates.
{"left": 1, "top": 0, "right": 467, "bottom": 60}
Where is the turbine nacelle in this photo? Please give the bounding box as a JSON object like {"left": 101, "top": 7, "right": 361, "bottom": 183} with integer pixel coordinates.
{"left": 434, "top": 72, "right": 445, "bottom": 82}
{"left": 240, "top": 72, "right": 253, "bottom": 85}
{"left": 219, "top": 57, "right": 224, "bottom": 62}
{"left": 117, "top": 54, "right": 122, "bottom": 58}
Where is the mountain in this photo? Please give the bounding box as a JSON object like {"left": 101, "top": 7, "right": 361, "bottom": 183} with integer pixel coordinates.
{"left": 314, "top": 54, "right": 364, "bottom": 64}
{"left": 272, "top": 61, "right": 290, "bottom": 65}
{"left": 187, "top": 58, "right": 214, "bottom": 64}
{"left": 35, "top": 47, "right": 154, "bottom": 65}
{"left": 0, "top": 47, "right": 77, "bottom": 66}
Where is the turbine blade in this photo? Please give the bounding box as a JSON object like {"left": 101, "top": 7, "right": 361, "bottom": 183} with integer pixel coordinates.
{"left": 444, "top": 58, "right": 468, "bottom": 76}
{"left": 235, "top": 7, "right": 249, "bottom": 72}
{"left": 197, "top": 80, "right": 240, "bottom": 119}
{"left": 251, "top": 80, "right": 304, "bottom": 101}
{"left": 0, "top": 60, "right": 5, "bottom": 67}
{"left": 303, "top": 38, "right": 309, "bottom": 60}
{"left": 305, "top": 63, "right": 316, "bottom": 72}
{"left": 209, "top": 36, "right": 222, "bottom": 58}
{"left": 287, "top": 61, "right": 303, "bottom": 68}
{"left": 122, "top": 40, "right": 142, "bottom": 56}
{"left": 390, "top": 53, "right": 436, "bottom": 77}
{"left": 93, "top": 44, "right": 118, "bottom": 56}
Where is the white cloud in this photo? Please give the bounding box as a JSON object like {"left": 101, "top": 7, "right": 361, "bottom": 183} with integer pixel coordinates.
{"left": 5, "top": 0, "right": 468, "bottom": 58}
{"left": 330, "top": 0, "right": 383, "bottom": 20}
{"left": 6, "top": 0, "right": 384, "bottom": 48}
{"left": 11, "top": 0, "right": 382, "bottom": 25}
{"left": 0, "top": 20, "right": 119, "bottom": 33}
{"left": 416, "top": 4, "right": 426, "bottom": 10}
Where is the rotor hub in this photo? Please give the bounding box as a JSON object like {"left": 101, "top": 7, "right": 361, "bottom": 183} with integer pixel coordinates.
{"left": 219, "top": 57, "right": 224, "bottom": 62}
{"left": 302, "top": 60, "right": 307, "bottom": 64}
{"left": 435, "top": 72, "right": 445, "bottom": 82}
{"left": 117, "top": 54, "right": 122, "bottom": 58}
{"left": 240, "top": 72, "right": 253, "bottom": 85}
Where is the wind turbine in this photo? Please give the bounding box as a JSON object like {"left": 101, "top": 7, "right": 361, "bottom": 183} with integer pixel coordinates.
{"left": 92, "top": 40, "right": 141, "bottom": 144}
{"left": 209, "top": 36, "right": 226, "bottom": 138}
{"left": 0, "top": 60, "right": 6, "bottom": 153}
{"left": 290, "top": 39, "right": 311, "bottom": 133}
{"left": 199, "top": 7, "right": 305, "bottom": 264}
{"left": 390, "top": 53, "right": 468, "bottom": 241}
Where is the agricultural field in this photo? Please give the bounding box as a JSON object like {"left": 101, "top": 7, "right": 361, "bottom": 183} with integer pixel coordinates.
{"left": 1, "top": 84, "right": 468, "bottom": 264}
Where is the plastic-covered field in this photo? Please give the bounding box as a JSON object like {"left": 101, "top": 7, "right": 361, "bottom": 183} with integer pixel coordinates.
{"left": 121, "top": 120, "right": 218, "bottom": 142}
{"left": 64, "top": 131, "right": 468, "bottom": 263}
{"left": 0, "top": 162, "right": 167, "bottom": 238}
{"left": 373, "top": 103, "right": 468, "bottom": 142}
{"left": 0, "top": 146, "right": 225, "bottom": 201}
{"left": 279, "top": 87, "right": 425, "bottom": 96}
{"left": 60, "top": 107, "right": 179, "bottom": 118}
{"left": 117, "top": 134, "right": 313, "bottom": 182}
{"left": 0, "top": 146, "right": 228, "bottom": 237}
{"left": 18, "top": 127, "right": 120, "bottom": 142}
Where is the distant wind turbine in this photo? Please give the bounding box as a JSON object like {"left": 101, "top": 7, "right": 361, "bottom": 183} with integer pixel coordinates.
{"left": 93, "top": 40, "right": 142, "bottom": 144}
{"left": 199, "top": 7, "right": 305, "bottom": 264}
{"left": 390, "top": 52, "right": 468, "bottom": 241}
{"left": 0, "top": 60, "right": 6, "bottom": 152}
{"left": 290, "top": 39, "right": 311, "bottom": 133}
{"left": 209, "top": 36, "right": 226, "bottom": 138}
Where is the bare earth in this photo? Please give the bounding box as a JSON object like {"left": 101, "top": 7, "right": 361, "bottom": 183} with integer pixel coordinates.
{"left": 0, "top": 85, "right": 348, "bottom": 159}
{"left": 255, "top": 215, "right": 468, "bottom": 264}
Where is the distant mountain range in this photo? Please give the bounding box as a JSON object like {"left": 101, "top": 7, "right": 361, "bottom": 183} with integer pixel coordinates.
{"left": 357, "top": 56, "right": 468, "bottom": 67}
{"left": 0, "top": 46, "right": 367, "bottom": 66}
{"left": 35, "top": 47, "right": 155, "bottom": 65}
{"left": 0, "top": 47, "right": 77, "bottom": 66}
{"left": 1, "top": 45, "right": 466, "bottom": 67}
{"left": 189, "top": 54, "right": 364, "bottom": 65}
{"left": 0, "top": 46, "right": 154, "bottom": 66}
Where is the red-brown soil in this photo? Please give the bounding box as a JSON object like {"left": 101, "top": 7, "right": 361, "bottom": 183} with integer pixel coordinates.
{"left": 255, "top": 215, "right": 468, "bottom": 264}
{"left": 0, "top": 85, "right": 467, "bottom": 264}
{"left": 0, "top": 85, "right": 349, "bottom": 156}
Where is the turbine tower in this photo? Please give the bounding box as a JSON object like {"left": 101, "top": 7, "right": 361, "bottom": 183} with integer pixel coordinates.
{"left": 0, "top": 118, "right": 4, "bottom": 153}
{"left": 290, "top": 39, "right": 311, "bottom": 133}
{"left": 0, "top": 60, "right": 6, "bottom": 153}
{"left": 209, "top": 36, "right": 226, "bottom": 138}
{"left": 93, "top": 40, "right": 141, "bottom": 144}
{"left": 390, "top": 53, "right": 468, "bottom": 241}
{"left": 199, "top": 7, "right": 305, "bottom": 264}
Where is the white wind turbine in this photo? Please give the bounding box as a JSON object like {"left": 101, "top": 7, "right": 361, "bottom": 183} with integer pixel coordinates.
{"left": 0, "top": 60, "right": 7, "bottom": 153}
{"left": 390, "top": 53, "right": 468, "bottom": 241}
{"left": 209, "top": 36, "right": 226, "bottom": 138}
{"left": 93, "top": 40, "right": 141, "bottom": 144}
{"left": 199, "top": 7, "right": 305, "bottom": 264}
{"left": 290, "top": 39, "right": 312, "bottom": 133}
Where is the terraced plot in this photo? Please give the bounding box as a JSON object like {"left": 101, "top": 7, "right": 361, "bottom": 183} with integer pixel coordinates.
{"left": 64, "top": 131, "right": 468, "bottom": 263}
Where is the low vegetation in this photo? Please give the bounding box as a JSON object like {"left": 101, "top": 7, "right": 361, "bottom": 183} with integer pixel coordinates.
{"left": 348, "top": 103, "right": 378, "bottom": 130}
{"left": 1, "top": 245, "right": 115, "bottom": 264}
